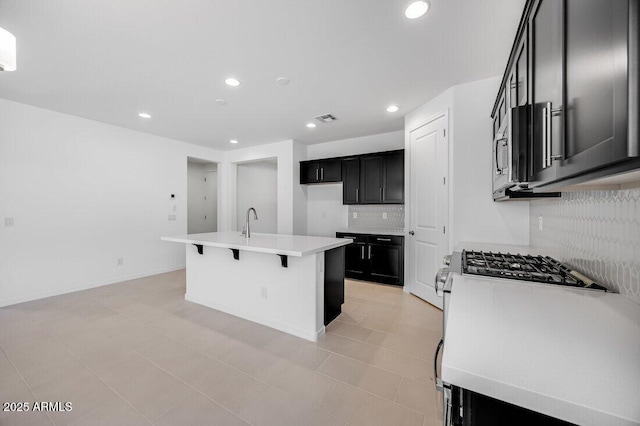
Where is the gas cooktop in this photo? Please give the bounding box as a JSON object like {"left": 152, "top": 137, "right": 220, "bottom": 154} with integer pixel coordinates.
{"left": 461, "top": 250, "right": 607, "bottom": 291}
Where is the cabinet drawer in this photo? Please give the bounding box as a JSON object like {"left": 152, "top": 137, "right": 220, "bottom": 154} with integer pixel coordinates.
{"left": 336, "top": 233, "right": 367, "bottom": 243}
{"left": 367, "top": 235, "right": 403, "bottom": 245}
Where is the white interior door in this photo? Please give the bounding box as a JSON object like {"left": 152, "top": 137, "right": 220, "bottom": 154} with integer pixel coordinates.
{"left": 407, "top": 114, "right": 449, "bottom": 309}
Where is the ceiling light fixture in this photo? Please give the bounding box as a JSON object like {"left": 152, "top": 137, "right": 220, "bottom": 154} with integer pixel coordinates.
{"left": 276, "top": 77, "right": 290, "bottom": 86}
{"left": 214, "top": 99, "right": 227, "bottom": 106}
{"left": 306, "top": 123, "right": 316, "bottom": 129}
{"left": 230, "top": 139, "right": 239, "bottom": 144}
{"left": 0, "top": 27, "right": 17, "bottom": 71}
{"left": 225, "top": 78, "right": 240, "bottom": 87}
{"left": 138, "top": 112, "right": 151, "bottom": 118}
{"left": 386, "top": 105, "right": 399, "bottom": 113}
{"left": 405, "top": 1, "right": 430, "bottom": 19}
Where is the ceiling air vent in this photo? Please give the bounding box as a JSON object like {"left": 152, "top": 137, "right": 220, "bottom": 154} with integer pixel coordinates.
{"left": 314, "top": 113, "right": 338, "bottom": 124}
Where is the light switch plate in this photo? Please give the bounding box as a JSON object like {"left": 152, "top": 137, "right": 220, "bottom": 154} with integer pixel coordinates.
{"left": 352, "top": 212, "right": 357, "bottom": 219}
{"left": 382, "top": 212, "right": 388, "bottom": 220}
{"left": 538, "top": 216, "right": 543, "bottom": 231}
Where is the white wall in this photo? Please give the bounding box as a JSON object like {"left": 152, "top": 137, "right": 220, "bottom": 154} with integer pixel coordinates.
{"left": 306, "top": 131, "right": 404, "bottom": 160}
{"left": 236, "top": 161, "right": 278, "bottom": 234}
{"left": 0, "top": 99, "right": 223, "bottom": 306}
{"left": 223, "top": 139, "right": 307, "bottom": 235}
{"left": 405, "top": 76, "right": 530, "bottom": 248}
{"left": 187, "top": 161, "right": 217, "bottom": 234}
{"left": 306, "top": 184, "right": 349, "bottom": 237}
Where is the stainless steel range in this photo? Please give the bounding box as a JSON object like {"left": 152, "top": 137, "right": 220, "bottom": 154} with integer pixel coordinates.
{"left": 434, "top": 250, "right": 605, "bottom": 425}
{"left": 461, "top": 250, "right": 607, "bottom": 290}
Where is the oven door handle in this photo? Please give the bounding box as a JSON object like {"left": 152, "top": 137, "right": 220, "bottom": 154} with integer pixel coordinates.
{"left": 435, "top": 339, "right": 447, "bottom": 393}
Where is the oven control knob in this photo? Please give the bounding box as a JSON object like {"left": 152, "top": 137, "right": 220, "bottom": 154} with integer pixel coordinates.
{"left": 435, "top": 268, "right": 449, "bottom": 297}
{"left": 443, "top": 255, "right": 452, "bottom": 266}
{"left": 436, "top": 269, "right": 449, "bottom": 284}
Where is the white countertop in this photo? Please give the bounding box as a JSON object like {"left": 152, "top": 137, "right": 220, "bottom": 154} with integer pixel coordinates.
{"left": 442, "top": 274, "right": 640, "bottom": 426}
{"left": 161, "top": 231, "right": 352, "bottom": 257}
{"left": 336, "top": 228, "right": 405, "bottom": 237}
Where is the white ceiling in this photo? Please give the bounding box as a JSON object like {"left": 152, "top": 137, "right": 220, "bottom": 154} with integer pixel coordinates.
{"left": 0, "top": 0, "right": 525, "bottom": 150}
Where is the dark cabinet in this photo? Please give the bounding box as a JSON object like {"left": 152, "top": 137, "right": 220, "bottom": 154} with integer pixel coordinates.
{"left": 529, "top": 0, "right": 564, "bottom": 183}
{"left": 524, "top": 0, "right": 639, "bottom": 187}
{"left": 336, "top": 233, "right": 404, "bottom": 286}
{"left": 324, "top": 246, "right": 345, "bottom": 326}
{"left": 383, "top": 152, "right": 404, "bottom": 203}
{"left": 359, "top": 151, "right": 404, "bottom": 204}
{"left": 302, "top": 150, "right": 404, "bottom": 205}
{"left": 341, "top": 234, "right": 368, "bottom": 278}
{"left": 342, "top": 158, "right": 361, "bottom": 204}
{"left": 560, "top": 0, "right": 632, "bottom": 179}
{"left": 360, "top": 156, "right": 384, "bottom": 203}
{"left": 300, "top": 159, "right": 342, "bottom": 184}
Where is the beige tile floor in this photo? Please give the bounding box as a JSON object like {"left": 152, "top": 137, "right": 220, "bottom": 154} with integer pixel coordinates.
{"left": 0, "top": 270, "right": 444, "bottom": 426}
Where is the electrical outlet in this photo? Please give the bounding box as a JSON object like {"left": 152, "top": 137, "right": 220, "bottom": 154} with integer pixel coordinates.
{"left": 382, "top": 212, "right": 388, "bottom": 220}
{"left": 538, "top": 216, "right": 543, "bottom": 231}
{"left": 261, "top": 287, "right": 268, "bottom": 299}
{"left": 352, "top": 212, "right": 357, "bottom": 219}
{"left": 168, "top": 214, "right": 177, "bottom": 221}
{"left": 3, "top": 217, "right": 14, "bottom": 227}
{"left": 117, "top": 257, "right": 123, "bottom": 266}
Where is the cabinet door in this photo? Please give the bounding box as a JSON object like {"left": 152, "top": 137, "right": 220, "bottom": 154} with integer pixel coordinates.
{"left": 515, "top": 29, "right": 528, "bottom": 107}
{"left": 382, "top": 153, "right": 404, "bottom": 204}
{"left": 560, "top": 0, "right": 631, "bottom": 179}
{"left": 342, "top": 158, "right": 360, "bottom": 204}
{"left": 529, "top": 0, "right": 563, "bottom": 184}
{"left": 360, "top": 156, "right": 383, "bottom": 203}
{"left": 345, "top": 242, "right": 368, "bottom": 279}
{"left": 319, "top": 159, "right": 342, "bottom": 182}
{"left": 300, "top": 161, "right": 319, "bottom": 184}
{"left": 369, "top": 243, "right": 402, "bottom": 285}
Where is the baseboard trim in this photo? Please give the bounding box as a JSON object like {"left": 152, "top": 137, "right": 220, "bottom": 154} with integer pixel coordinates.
{"left": 185, "top": 293, "right": 325, "bottom": 342}
{"left": 0, "top": 265, "right": 186, "bottom": 307}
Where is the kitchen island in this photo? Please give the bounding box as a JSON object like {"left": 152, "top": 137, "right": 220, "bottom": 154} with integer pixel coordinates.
{"left": 161, "top": 232, "right": 352, "bottom": 341}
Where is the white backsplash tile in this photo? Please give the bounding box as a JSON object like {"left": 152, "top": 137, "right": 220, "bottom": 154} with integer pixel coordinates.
{"left": 530, "top": 189, "right": 640, "bottom": 304}
{"left": 348, "top": 205, "right": 404, "bottom": 231}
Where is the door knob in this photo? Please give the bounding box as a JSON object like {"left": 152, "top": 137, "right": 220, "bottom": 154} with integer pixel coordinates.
{"left": 409, "top": 231, "right": 415, "bottom": 235}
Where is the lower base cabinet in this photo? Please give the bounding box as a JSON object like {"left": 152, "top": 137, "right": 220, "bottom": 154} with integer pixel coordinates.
{"left": 324, "top": 246, "right": 345, "bottom": 326}
{"left": 450, "top": 386, "right": 574, "bottom": 426}
{"left": 336, "top": 232, "right": 404, "bottom": 286}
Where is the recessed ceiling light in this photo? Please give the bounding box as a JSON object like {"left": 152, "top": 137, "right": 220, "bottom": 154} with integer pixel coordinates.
{"left": 230, "top": 139, "right": 239, "bottom": 144}
{"left": 214, "top": 99, "right": 227, "bottom": 106}
{"left": 306, "top": 123, "right": 316, "bottom": 128}
{"left": 276, "top": 77, "right": 290, "bottom": 86}
{"left": 138, "top": 112, "right": 151, "bottom": 118}
{"left": 225, "top": 78, "right": 240, "bottom": 87}
{"left": 405, "top": 1, "right": 430, "bottom": 19}
{"left": 386, "top": 105, "right": 399, "bottom": 113}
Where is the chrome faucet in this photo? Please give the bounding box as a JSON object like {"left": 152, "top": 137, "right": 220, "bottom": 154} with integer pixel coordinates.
{"left": 243, "top": 207, "right": 258, "bottom": 238}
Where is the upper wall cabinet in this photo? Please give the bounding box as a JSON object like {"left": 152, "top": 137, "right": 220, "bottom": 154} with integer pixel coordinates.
{"left": 351, "top": 150, "right": 404, "bottom": 205}
{"left": 301, "top": 150, "right": 404, "bottom": 205}
{"left": 300, "top": 159, "right": 342, "bottom": 184}
{"left": 342, "top": 158, "right": 361, "bottom": 204}
{"left": 529, "top": 0, "right": 634, "bottom": 184}
{"left": 493, "top": 0, "right": 639, "bottom": 192}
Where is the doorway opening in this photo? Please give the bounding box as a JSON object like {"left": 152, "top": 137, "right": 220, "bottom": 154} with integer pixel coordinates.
{"left": 187, "top": 158, "right": 218, "bottom": 234}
